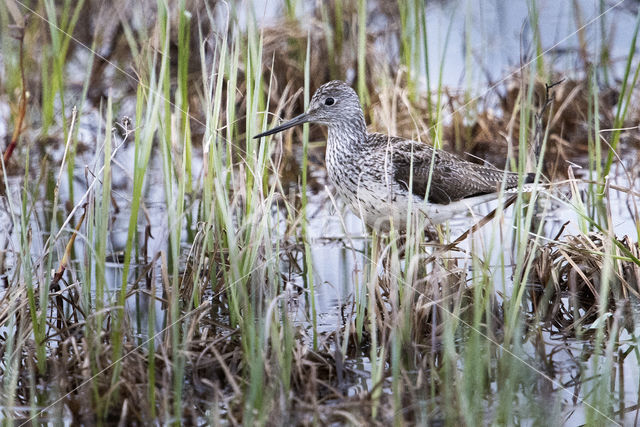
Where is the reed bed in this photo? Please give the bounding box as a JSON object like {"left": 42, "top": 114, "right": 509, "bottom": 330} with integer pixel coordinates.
{"left": 0, "top": 0, "right": 639, "bottom": 425}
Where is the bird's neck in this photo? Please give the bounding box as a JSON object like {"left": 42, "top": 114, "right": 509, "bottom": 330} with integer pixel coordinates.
{"left": 326, "top": 114, "right": 367, "bottom": 155}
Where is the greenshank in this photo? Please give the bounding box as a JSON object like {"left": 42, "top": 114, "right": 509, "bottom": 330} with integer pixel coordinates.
{"left": 255, "top": 80, "right": 533, "bottom": 231}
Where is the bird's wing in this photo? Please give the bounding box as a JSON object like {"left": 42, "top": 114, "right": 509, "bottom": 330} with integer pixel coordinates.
{"left": 382, "top": 137, "right": 526, "bottom": 204}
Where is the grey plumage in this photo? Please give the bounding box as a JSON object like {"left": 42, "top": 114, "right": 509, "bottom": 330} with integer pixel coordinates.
{"left": 255, "top": 80, "right": 533, "bottom": 230}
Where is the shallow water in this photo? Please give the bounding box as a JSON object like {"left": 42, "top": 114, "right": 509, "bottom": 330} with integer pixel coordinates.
{"left": 251, "top": 0, "right": 638, "bottom": 90}
{"left": 418, "top": 0, "right": 638, "bottom": 88}
{"left": 1, "top": 0, "right": 640, "bottom": 424}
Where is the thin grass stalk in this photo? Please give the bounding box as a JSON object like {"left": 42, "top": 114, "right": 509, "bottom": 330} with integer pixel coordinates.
{"left": 17, "top": 147, "right": 48, "bottom": 376}
{"left": 160, "top": 1, "right": 187, "bottom": 418}
{"left": 602, "top": 9, "right": 640, "bottom": 183}
{"left": 586, "top": 209, "right": 616, "bottom": 424}
{"left": 587, "top": 66, "right": 600, "bottom": 223}
{"left": 410, "top": 0, "right": 420, "bottom": 100}
{"left": 390, "top": 142, "right": 418, "bottom": 422}
{"left": 460, "top": 0, "right": 475, "bottom": 153}
{"left": 284, "top": 0, "right": 297, "bottom": 20}
{"left": 353, "top": 239, "right": 373, "bottom": 343}
{"left": 336, "top": 244, "right": 352, "bottom": 357}
{"left": 389, "top": 224, "right": 412, "bottom": 427}
{"left": 244, "top": 9, "right": 265, "bottom": 206}
{"left": 432, "top": 7, "right": 456, "bottom": 148}
{"left": 527, "top": 0, "right": 544, "bottom": 75}
{"left": 368, "top": 233, "right": 382, "bottom": 419}
{"left": 354, "top": 241, "right": 367, "bottom": 342}
{"left": 419, "top": 1, "right": 433, "bottom": 121}
{"left": 509, "top": 64, "right": 536, "bottom": 287}
{"left": 591, "top": 37, "right": 602, "bottom": 187}
{"left": 497, "top": 62, "right": 537, "bottom": 422}
{"left": 357, "top": 0, "right": 369, "bottom": 106}
{"left": 0, "top": 3, "right": 16, "bottom": 88}
{"left": 441, "top": 288, "right": 461, "bottom": 423}
{"left": 83, "top": 96, "right": 111, "bottom": 416}
{"left": 36, "top": 1, "right": 85, "bottom": 377}
{"left": 38, "top": 107, "right": 79, "bottom": 380}
{"left": 119, "top": 9, "right": 141, "bottom": 60}
{"left": 598, "top": 0, "right": 611, "bottom": 85}
{"left": 334, "top": 0, "right": 344, "bottom": 61}
{"left": 41, "top": 0, "right": 65, "bottom": 133}
{"left": 151, "top": 2, "right": 190, "bottom": 421}
{"left": 240, "top": 13, "right": 269, "bottom": 422}
{"left": 0, "top": 141, "right": 25, "bottom": 423}
{"left": 391, "top": 323, "right": 402, "bottom": 427}
{"left": 109, "top": 27, "right": 168, "bottom": 409}
{"left": 67, "top": 29, "right": 97, "bottom": 215}
{"left": 159, "top": 1, "right": 174, "bottom": 274}
{"left": 271, "top": 239, "right": 293, "bottom": 400}
{"left": 260, "top": 183, "right": 287, "bottom": 419}
{"left": 194, "top": 6, "right": 227, "bottom": 313}
{"left": 319, "top": 2, "right": 337, "bottom": 79}
{"left": 43, "top": 0, "right": 85, "bottom": 202}
{"left": 199, "top": 19, "right": 237, "bottom": 350}
{"left": 226, "top": 38, "right": 240, "bottom": 193}
{"left": 40, "top": 44, "right": 53, "bottom": 134}
{"left": 178, "top": 1, "right": 193, "bottom": 242}
{"left": 198, "top": 4, "right": 224, "bottom": 245}
{"left": 462, "top": 241, "right": 490, "bottom": 424}
{"left": 2, "top": 305, "right": 20, "bottom": 423}
{"left": 398, "top": 0, "right": 414, "bottom": 99}
{"left": 82, "top": 143, "right": 98, "bottom": 410}
{"left": 146, "top": 269, "right": 157, "bottom": 419}
{"left": 301, "top": 33, "right": 317, "bottom": 350}
{"left": 95, "top": 94, "right": 112, "bottom": 342}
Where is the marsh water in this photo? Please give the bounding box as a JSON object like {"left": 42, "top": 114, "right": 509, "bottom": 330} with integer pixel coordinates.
{"left": 2, "top": 0, "right": 640, "bottom": 424}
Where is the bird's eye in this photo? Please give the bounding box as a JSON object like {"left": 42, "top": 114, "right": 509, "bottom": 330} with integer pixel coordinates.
{"left": 324, "top": 97, "right": 335, "bottom": 106}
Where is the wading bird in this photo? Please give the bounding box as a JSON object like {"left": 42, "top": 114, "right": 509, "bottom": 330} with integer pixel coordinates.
{"left": 255, "top": 80, "right": 533, "bottom": 231}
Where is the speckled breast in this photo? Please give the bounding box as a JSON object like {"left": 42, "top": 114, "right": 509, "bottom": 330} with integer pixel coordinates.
{"left": 326, "top": 149, "right": 416, "bottom": 231}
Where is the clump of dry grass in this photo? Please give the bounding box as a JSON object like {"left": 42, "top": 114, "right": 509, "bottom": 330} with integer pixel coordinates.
{"left": 530, "top": 231, "right": 640, "bottom": 336}
{"left": 442, "top": 76, "right": 629, "bottom": 179}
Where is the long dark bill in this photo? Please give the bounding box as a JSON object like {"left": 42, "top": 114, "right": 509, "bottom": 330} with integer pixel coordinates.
{"left": 253, "top": 113, "right": 309, "bottom": 139}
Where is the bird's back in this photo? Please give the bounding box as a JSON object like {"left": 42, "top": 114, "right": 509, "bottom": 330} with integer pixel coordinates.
{"left": 364, "top": 132, "right": 532, "bottom": 204}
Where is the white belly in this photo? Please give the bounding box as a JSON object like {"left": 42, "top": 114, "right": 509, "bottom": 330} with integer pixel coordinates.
{"left": 339, "top": 185, "right": 503, "bottom": 232}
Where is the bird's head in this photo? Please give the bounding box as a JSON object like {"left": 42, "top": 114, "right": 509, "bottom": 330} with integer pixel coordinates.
{"left": 254, "top": 80, "right": 363, "bottom": 139}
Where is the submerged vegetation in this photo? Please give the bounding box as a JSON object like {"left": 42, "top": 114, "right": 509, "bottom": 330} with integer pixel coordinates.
{"left": 0, "top": 0, "right": 639, "bottom": 425}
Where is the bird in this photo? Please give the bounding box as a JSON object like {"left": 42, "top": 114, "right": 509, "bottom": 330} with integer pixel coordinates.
{"left": 254, "top": 80, "right": 534, "bottom": 232}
